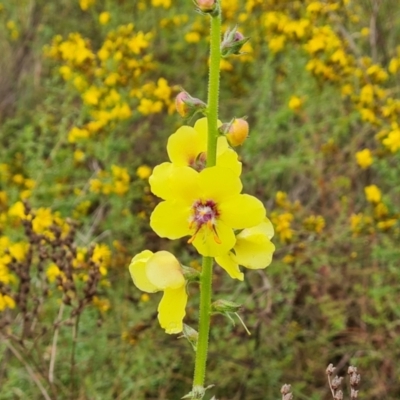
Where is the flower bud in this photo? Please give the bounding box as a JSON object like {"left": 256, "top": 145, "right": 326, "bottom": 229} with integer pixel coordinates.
{"left": 175, "top": 91, "right": 206, "bottom": 119}
{"left": 180, "top": 324, "right": 198, "bottom": 351}
{"left": 194, "top": 0, "right": 218, "bottom": 14}
{"left": 212, "top": 299, "right": 242, "bottom": 313}
{"left": 221, "top": 118, "right": 249, "bottom": 147}
{"left": 181, "top": 265, "right": 201, "bottom": 282}
{"left": 221, "top": 26, "right": 250, "bottom": 57}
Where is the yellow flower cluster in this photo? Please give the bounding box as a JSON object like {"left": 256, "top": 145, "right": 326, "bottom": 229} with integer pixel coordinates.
{"left": 250, "top": 0, "right": 400, "bottom": 239}
{"left": 350, "top": 185, "right": 398, "bottom": 235}
{"left": 303, "top": 215, "right": 325, "bottom": 234}
{"left": 1, "top": 198, "right": 113, "bottom": 315}
{"left": 272, "top": 191, "right": 325, "bottom": 246}
{"left": 89, "top": 165, "right": 130, "bottom": 196}
{"left": 45, "top": 24, "right": 174, "bottom": 149}
{"left": 6, "top": 20, "right": 19, "bottom": 41}
{"left": 0, "top": 162, "right": 36, "bottom": 201}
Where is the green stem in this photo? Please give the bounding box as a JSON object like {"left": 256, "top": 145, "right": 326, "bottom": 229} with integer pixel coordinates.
{"left": 192, "top": 256, "right": 214, "bottom": 389}
{"left": 206, "top": 12, "right": 222, "bottom": 168}
{"left": 192, "top": 10, "right": 222, "bottom": 396}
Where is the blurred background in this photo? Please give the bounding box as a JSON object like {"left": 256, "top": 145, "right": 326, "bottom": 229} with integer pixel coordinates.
{"left": 0, "top": 0, "right": 400, "bottom": 399}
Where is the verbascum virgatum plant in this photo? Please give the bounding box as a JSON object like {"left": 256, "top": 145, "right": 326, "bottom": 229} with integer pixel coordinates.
{"left": 127, "top": 1, "right": 275, "bottom": 398}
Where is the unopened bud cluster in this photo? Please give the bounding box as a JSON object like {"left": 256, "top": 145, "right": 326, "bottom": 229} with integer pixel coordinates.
{"left": 221, "top": 26, "right": 249, "bottom": 57}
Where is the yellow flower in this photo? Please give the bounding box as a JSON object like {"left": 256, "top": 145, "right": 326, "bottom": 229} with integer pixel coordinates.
{"left": 155, "top": 118, "right": 241, "bottom": 176}
{"left": 104, "top": 72, "right": 119, "bottom": 86}
{"left": 32, "top": 208, "right": 53, "bottom": 234}
{"left": 92, "top": 296, "right": 110, "bottom": 312}
{"left": 215, "top": 219, "right": 275, "bottom": 281}
{"left": 12, "top": 174, "right": 24, "bottom": 185}
{"left": 99, "top": 11, "right": 110, "bottom": 25}
{"left": 8, "top": 201, "right": 25, "bottom": 219}
{"left": 374, "top": 202, "right": 388, "bottom": 219}
{"left": 303, "top": 215, "right": 325, "bottom": 233}
{"left": 356, "top": 148, "right": 373, "bottom": 169}
{"left": 89, "top": 178, "right": 102, "bottom": 193}
{"left": 68, "top": 127, "right": 90, "bottom": 143}
{"left": 151, "top": 0, "right": 171, "bottom": 8}
{"left": 111, "top": 165, "right": 130, "bottom": 183}
{"left": 137, "top": 98, "right": 162, "bottom": 115}
{"left": 82, "top": 86, "right": 102, "bottom": 106}
{"left": 74, "top": 149, "right": 85, "bottom": 163}
{"left": 272, "top": 212, "right": 294, "bottom": 243}
{"left": 361, "top": 27, "right": 370, "bottom": 37}
{"left": 288, "top": 95, "right": 303, "bottom": 111}
{"left": 46, "top": 263, "right": 64, "bottom": 283}
{"left": 92, "top": 244, "right": 111, "bottom": 275}
{"left": 9, "top": 242, "right": 29, "bottom": 261}
{"left": 377, "top": 219, "right": 397, "bottom": 231}
{"left": 382, "top": 127, "right": 400, "bottom": 153}
{"left": 129, "top": 250, "right": 187, "bottom": 334}
{"left": 185, "top": 32, "right": 201, "bottom": 43}
{"left": 268, "top": 35, "right": 286, "bottom": 53}
{"left": 283, "top": 254, "right": 296, "bottom": 264}
{"left": 389, "top": 58, "right": 400, "bottom": 75}
{"left": 150, "top": 166, "right": 266, "bottom": 257}
{"left": 113, "top": 181, "right": 129, "bottom": 196}
{"left": 154, "top": 78, "right": 171, "bottom": 101}
{"left": 140, "top": 293, "right": 150, "bottom": 302}
{"left": 24, "top": 179, "right": 36, "bottom": 189}
{"left": 79, "top": 0, "right": 95, "bottom": 11}
{"left": 364, "top": 185, "right": 381, "bottom": 203}
{"left": 0, "top": 294, "right": 15, "bottom": 311}
{"left": 136, "top": 165, "right": 152, "bottom": 179}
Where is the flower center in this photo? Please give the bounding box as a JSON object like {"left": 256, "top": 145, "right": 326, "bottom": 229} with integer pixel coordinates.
{"left": 188, "top": 199, "right": 221, "bottom": 244}
{"left": 189, "top": 152, "right": 207, "bottom": 172}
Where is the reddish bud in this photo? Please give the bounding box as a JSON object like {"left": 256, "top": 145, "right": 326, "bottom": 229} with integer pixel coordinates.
{"left": 194, "top": 0, "right": 219, "bottom": 15}
{"left": 195, "top": 0, "right": 216, "bottom": 12}
{"left": 175, "top": 92, "right": 190, "bottom": 117}
{"left": 175, "top": 91, "right": 206, "bottom": 119}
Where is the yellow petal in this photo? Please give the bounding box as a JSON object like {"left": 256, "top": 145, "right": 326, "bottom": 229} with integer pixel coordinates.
{"left": 129, "top": 250, "right": 158, "bottom": 292}
{"left": 158, "top": 286, "right": 187, "bottom": 334}
{"left": 234, "top": 232, "right": 275, "bottom": 270}
{"left": 194, "top": 117, "right": 223, "bottom": 143}
{"left": 216, "top": 147, "right": 242, "bottom": 176}
{"left": 146, "top": 251, "right": 185, "bottom": 289}
{"left": 198, "top": 166, "right": 242, "bottom": 202}
{"left": 238, "top": 218, "right": 274, "bottom": 239}
{"left": 150, "top": 201, "right": 191, "bottom": 239}
{"left": 149, "top": 164, "right": 199, "bottom": 201}
{"left": 216, "top": 135, "right": 229, "bottom": 155}
{"left": 192, "top": 220, "right": 236, "bottom": 256}
{"left": 215, "top": 253, "right": 244, "bottom": 280}
{"left": 169, "top": 166, "right": 201, "bottom": 202}
{"left": 167, "top": 126, "right": 205, "bottom": 166}
{"left": 219, "top": 194, "right": 265, "bottom": 229}
{"left": 193, "top": 117, "right": 209, "bottom": 145}
{"left": 149, "top": 162, "right": 174, "bottom": 199}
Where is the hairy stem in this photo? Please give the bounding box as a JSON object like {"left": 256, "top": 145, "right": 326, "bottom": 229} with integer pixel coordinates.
{"left": 192, "top": 8, "right": 222, "bottom": 396}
